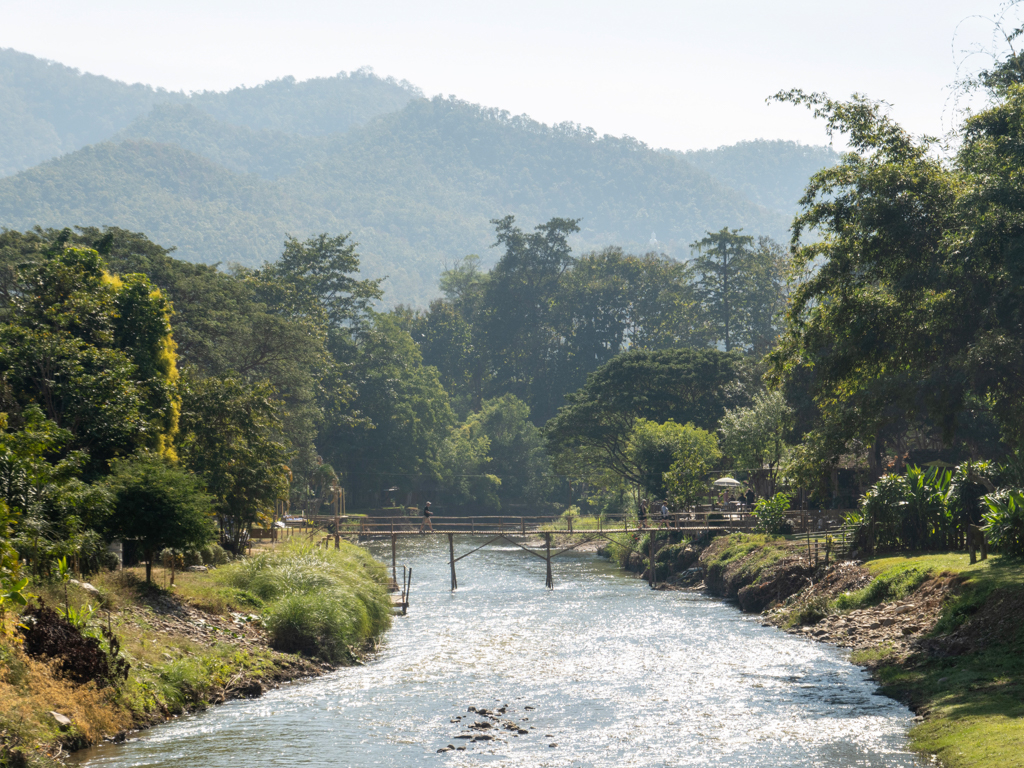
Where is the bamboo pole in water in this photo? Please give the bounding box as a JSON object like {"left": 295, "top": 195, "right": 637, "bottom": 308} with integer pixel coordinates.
{"left": 448, "top": 533, "right": 458, "bottom": 592}
{"left": 649, "top": 532, "right": 656, "bottom": 589}
{"left": 545, "top": 534, "right": 553, "bottom": 589}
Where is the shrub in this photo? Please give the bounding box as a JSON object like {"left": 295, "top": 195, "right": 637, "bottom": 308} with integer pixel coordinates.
{"left": 859, "top": 466, "right": 954, "bottom": 550}
{"left": 786, "top": 595, "right": 831, "bottom": 627}
{"left": 982, "top": 489, "right": 1024, "bottom": 556}
{"left": 752, "top": 493, "right": 790, "bottom": 535}
{"left": 201, "top": 543, "right": 230, "bottom": 566}
{"left": 265, "top": 593, "right": 363, "bottom": 664}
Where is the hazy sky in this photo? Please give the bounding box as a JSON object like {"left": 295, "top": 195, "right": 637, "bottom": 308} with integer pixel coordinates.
{"left": 0, "top": 0, "right": 1015, "bottom": 151}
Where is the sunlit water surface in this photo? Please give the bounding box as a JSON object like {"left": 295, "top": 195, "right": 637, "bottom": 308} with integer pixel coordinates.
{"left": 72, "top": 538, "right": 925, "bottom": 767}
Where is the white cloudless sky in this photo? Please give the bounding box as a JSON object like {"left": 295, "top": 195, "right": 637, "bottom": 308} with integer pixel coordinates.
{"left": 0, "top": 0, "right": 1015, "bottom": 150}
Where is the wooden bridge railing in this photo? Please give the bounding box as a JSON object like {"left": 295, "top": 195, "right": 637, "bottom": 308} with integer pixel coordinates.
{"left": 352, "top": 512, "right": 758, "bottom": 535}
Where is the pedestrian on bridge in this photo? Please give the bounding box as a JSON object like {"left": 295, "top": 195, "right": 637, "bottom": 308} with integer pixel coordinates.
{"left": 419, "top": 501, "right": 434, "bottom": 533}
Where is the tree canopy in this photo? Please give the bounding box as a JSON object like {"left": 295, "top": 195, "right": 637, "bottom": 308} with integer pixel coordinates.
{"left": 545, "top": 348, "right": 747, "bottom": 487}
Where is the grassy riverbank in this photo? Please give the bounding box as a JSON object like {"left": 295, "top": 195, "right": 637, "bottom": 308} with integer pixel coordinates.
{"left": 0, "top": 540, "right": 391, "bottom": 767}
{"left": 695, "top": 534, "right": 1024, "bottom": 768}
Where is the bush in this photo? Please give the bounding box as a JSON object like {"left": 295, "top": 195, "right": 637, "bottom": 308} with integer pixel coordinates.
{"left": 752, "top": 493, "right": 790, "bottom": 535}
{"left": 201, "top": 543, "right": 230, "bottom": 566}
{"left": 860, "top": 467, "right": 953, "bottom": 550}
{"left": 181, "top": 549, "right": 203, "bottom": 568}
{"left": 264, "top": 593, "right": 363, "bottom": 663}
{"left": 982, "top": 490, "right": 1024, "bottom": 556}
{"left": 786, "top": 595, "right": 831, "bottom": 627}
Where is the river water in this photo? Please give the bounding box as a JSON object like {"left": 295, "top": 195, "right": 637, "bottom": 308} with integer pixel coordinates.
{"left": 72, "top": 537, "right": 925, "bottom": 768}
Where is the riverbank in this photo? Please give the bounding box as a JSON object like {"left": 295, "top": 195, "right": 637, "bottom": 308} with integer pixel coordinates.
{"left": 687, "top": 533, "right": 1023, "bottom": 768}
{"left": 0, "top": 541, "right": 391, "bottom": 767}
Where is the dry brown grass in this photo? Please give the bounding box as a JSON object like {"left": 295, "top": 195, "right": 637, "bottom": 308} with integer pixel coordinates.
{"left": 0, "top": 640, "right": 131, "bottom": 750}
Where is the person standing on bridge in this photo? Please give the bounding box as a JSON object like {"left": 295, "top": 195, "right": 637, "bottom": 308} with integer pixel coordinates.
{"left": 419, "top": 501, "right": 434, "bottom": 533}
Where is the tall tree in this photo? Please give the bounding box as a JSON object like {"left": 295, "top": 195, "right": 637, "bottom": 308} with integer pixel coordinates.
{"left": 766, "top": 89, "right": 960, "bottom": 468}
{"left": 552, "top": 248, "right": 701, "bottom": 396}
{"left": 0, "top": 243, "right": 179, "bottom": 474}
{"left": 718, "top": 390, "right": 793, "bottom": 498}
{"left": 466, "top": 395, "right": 551, "bottom": 505}
{"left": 690, "top": 228, "right": 754, "bottom": 352}
{"left": 626, "top": 419, "right": 718, "bottom": 500}
{"left": 177, "top": 373, "right": 290, "bottom": 553}
{"left": 331, "top": 313, "right": 455, "bottom": 507}
{"left": 744, "top": 236, "right": 792, "bottom": 357}
{"left": 480, "top": 215, "right": 580, "bottom": 422}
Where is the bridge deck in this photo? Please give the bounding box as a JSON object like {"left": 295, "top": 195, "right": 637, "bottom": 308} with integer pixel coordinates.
{"left": 355, "top": 526, "right": 744, "bottom": 537}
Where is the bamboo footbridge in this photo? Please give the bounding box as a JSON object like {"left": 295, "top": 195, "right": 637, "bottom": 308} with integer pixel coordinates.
{"left": 304, "top": 512, "right": 760, "bottom": 602}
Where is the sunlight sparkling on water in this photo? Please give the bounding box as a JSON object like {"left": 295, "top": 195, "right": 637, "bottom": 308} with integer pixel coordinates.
{"left": 71, "top": 538, "right": 925, "bottom": 768}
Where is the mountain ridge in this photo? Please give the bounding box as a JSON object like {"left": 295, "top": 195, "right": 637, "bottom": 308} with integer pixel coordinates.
{"left": 0, "top": 48, "right": 837, "bottom": 305}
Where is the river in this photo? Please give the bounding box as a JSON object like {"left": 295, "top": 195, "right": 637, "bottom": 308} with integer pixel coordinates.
{"left": 72, "top": 537, "right": 925, "bottom": 767}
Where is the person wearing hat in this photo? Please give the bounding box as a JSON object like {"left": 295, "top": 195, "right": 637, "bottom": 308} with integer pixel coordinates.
{"left": 419, "top": 501, "right": 434, "bottom": 533}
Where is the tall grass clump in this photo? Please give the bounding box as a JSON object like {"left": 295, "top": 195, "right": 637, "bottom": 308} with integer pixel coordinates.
{"left": 219, "top": 541, "right": 391, "bottom": 664}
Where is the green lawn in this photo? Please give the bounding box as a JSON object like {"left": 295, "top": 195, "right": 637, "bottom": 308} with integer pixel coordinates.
{"left": 858, "top": 551, "right": 1024, "bottom": 768}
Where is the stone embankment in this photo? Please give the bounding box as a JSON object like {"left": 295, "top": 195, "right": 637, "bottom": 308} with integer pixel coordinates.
{"left": 688, "top": 536, "right": 959, "bottom": 658}
{"left": 117, "top": 588, "right": 330, "bottom": 707}
{"left": 768, "top": 572, "right": 952, "bottom": 657}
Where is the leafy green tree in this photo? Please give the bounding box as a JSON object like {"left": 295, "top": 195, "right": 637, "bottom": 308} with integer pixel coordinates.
{"left": 177, "top": 373, "right": 291, "bottom": 553}
{"left": 665, "top": 426, "right": 722, "bottom": 511}
{"left": 466, "top": 395, "right": 551, "bottom": 505}
{"left": 332, "top": 313, "right": 455, "bottom": 506}
{"left": 627, "top": 419, "right": 719, "bottom": 501}
{"left": 0, "top": 406, "right": 109, "bottom": 528}
{"left": 0, "top": 243, "right": 179, "bottom": 473}
{"left": 546, "top": 348, "right": 747, "bottom": 489}
{"left": 105, "top": 455, "right": 215, "bottom": 582}
{"left": 480, "top": 215, "right": 580, "bottom": 422}
{"left": 744, "top": 236, "right": 792, "bottom": 357}
{"left": 719, "top": 391, "right": 793, "bottom": 498}
{"left": 766, "top": 91, "right": 955, "bottom": 463}
{"left": 261, "top": 233, "right": 383, "bottom": 330}
{"left": 411, "top": 300, "right": 475, "bottom": 405}
{"left": 60, "top": 226, "right": 366, "bottom": 502}
{"left": 690, "top": 228, "right": 754, "bottom": 352}
{"left": 435, "top": 422, "right": 500, "bottom": 510}
{"left": 551, "top": 248, "right": 701, "bottom": 394}
{"left": 439, "top": 254, "right": 489, "bottom": 318}
{"left": 437, "top": 255, "right": 490, "bottom": 410}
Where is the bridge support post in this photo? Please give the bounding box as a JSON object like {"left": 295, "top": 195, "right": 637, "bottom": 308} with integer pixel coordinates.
{"left": 448, "top": 533, "right": 458, "bottom": 591}
{"left": 334, "top": 489, "right": 340, "bottom": 550}
{"left": 391, "top": 533, "right": 397, "bottom": 584}
{"left": 649, "top": 532, "right": 656, "bottom": 589}
{"left": 545, "top": 533, "right": 553, "bottom": 589}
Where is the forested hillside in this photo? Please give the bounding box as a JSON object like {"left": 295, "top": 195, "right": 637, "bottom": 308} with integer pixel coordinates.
{"left": 0, "top": 48, "right": 836, "bottom": 305}
{"left": 0, "top": 48, "right": 417, "bottom": 175}
{"left": 683, "top": 140, "right": 840, "bottom": 213}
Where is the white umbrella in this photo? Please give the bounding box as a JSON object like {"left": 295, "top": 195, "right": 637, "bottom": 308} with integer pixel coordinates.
{"left": 713, "top": 477, "right": 744, "bottom": 487}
